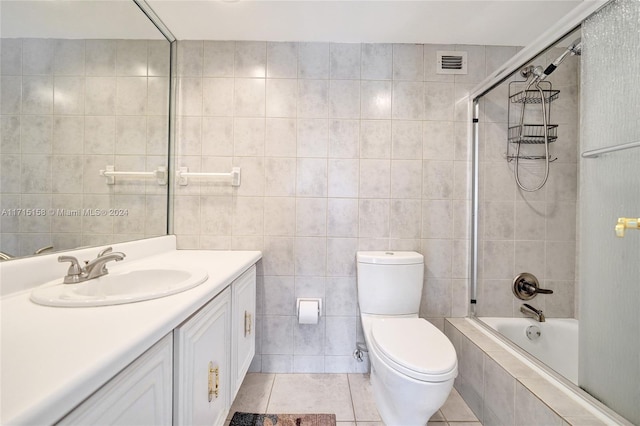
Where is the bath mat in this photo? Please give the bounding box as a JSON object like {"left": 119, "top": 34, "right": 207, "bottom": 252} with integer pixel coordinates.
{"left": 229, "top": 412, "right": 336, "bottom": 426}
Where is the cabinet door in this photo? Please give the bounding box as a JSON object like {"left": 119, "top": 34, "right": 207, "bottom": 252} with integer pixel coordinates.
{"left": 174, "top": 287, "right": 230, "bottom": 426}
{"left": 58, "top": 334, "right": 173, "bottom": 425}
{"left": 231, "top": 266, "right": 256, "bottom": 400}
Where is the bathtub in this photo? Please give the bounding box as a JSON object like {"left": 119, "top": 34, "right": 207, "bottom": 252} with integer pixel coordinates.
{"left": 480, "top": 317, "right": 579, "bottom": 384}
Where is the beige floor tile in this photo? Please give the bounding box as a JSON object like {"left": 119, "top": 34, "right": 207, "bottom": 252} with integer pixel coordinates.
{"left": 337, "top": 423, "right": 356, "bottom": 426}
{"left": 228, "top": 373, "right": 275, "bottom": 419}
{"left": 356, "top": 422, "right": 385, "bottom": 426}
{"left": 441, "top": 388, "right": 479, "bottom": 422}
{"left": 445, "top": 423, "right": 481, "bottom": 426}
{"left": 348, "top": 374, "right": 381, "bottom": 422}
{"left": 430, "top": 409, "right": 446, "bottom": 421}
{"left": 267, "top": 374, "right": 355, "bottom": 421}
{"left": 427, "top": 422, "right": 448, "bottom": 425}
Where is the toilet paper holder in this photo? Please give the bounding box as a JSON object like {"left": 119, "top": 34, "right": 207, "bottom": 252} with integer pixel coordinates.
{"left": 296, "top": 298, "right": 322, "bottom": 322}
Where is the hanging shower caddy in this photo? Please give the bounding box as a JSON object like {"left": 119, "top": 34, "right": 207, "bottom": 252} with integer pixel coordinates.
{"left": 506, "top": 80, "right": 559, "bottom": 162}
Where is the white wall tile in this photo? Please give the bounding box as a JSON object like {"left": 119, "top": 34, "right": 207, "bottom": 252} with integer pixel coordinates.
{"left": 203, "top": 41, "right": 235, "bottom": 77}
{"left": 265, "top": 157, "right": 296, "bottom": 196}
{"left": 297, "top": 119, "right": 328, "bottom": 158}
{"left": 234, "top": 118, "right": 265, "bottom": 157}
{"left": 329, "top": 80, "right": 360, "bottom": 119}
{"left": 296, "top": 158, "right": 327, "bottom": 197}
{"left": 328, "top": 159, "right": 359, "bottom": 198}
{"left": 328, "top": 120, "right": 359, "bottom": 158}
{"left": 360, "top": 80, "right": 392, "bottom": 119}
{"left": 1, "top": 76, "right": 22, "bottom": 114}
{"left": 330, "top": 43, "right": 361, "bottom": 80}
{"left": 202, "top": 117, "right": 233, "bottom": 156}
{"left": 327, "top": 198, "right": 359, "bottom": 238}
{"left": 361, "top": 44, "right": 392, "bottom": 80}
{"left": 393, "top": 44, "right": 424, "bottom": 81}
{"left": 1, "top": 39, "right": 22, "bottom": 75}
{"left": 390, "top": 159, "right": 422, "bottom": 199}
{"left": 295, "top": 237, "right": 327, "bottom": 276}
{"left": 116, "top": 40, "right": 148, "bottom": 77}
{"left": 297, "top": 79, "right": 328, "bottom": 118}
{"left": 202, "top": 78, "right": 233, "bottom": 116}
{"left": 54, "top": 40, "right": 84, "bottom": 76}
{"left": 359, "top": 159, "right": 390, "bottom": 198}
{"left": 298, "top": 42, "right": 330, "bottom": 79}
{"left": 22, "top": 76, "right": 53, "bottom": 114}
{"left": 235, "top": 41, "right": 266, "bottom": 78}
{"left": 266, "top": 79, "right": 297, "bottom": 117}
{"left": 21, "top": 115, "right": 52, "bottom": 154}
{"left": 264, "top": 197, "right": 295, "bottom": 236}
{"left": 1, "top": 116, "right": 21, "bottom": 153}
{"left": 23, "top": 39, "right": 54, "bottom": 75}
{"left": 265, "top": 118, "right": 297, "bottom": 157}
{"left": 392, "top": 81, "right": 424, "bottom": 120}
{"left": 389, "top": 199, "right": 421, "bottom": 239}
{"left": 116, "top": 77, "right": 146, "bottom": 115}
{"left": 391, "top": 120, "right": 422, "bottom": 159}
{"left": 234, "top": 78, "right": 266, "bottom": 117}
{"left": 267, "top": 42, "right": 298, "bottom": 78}
{"left": 296, "top": 198, "right": 327, "bottom": 237}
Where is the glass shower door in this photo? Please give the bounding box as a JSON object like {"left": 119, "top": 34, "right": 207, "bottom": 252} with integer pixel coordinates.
{"left": 578, "top": 1, "right": 640, "bottom": 424}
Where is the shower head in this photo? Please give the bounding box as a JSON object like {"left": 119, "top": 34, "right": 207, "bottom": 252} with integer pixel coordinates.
{"left": 534, "top": 37, "right": 582, "bottom": 82}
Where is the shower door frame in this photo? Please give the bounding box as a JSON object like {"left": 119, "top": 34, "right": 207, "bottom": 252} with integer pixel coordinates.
{"left": 467, "top": 0, "right": 610, "bottom": 318}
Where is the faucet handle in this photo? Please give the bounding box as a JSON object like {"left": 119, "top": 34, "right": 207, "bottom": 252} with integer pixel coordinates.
{"left": 58, "top": 256, "right": 85, "bottom": 284}
{"left": 512, "top": 272, "right": 553, "bottom": 300}
{"left": 97, "top": 247, "right": 113, "bottom": 257}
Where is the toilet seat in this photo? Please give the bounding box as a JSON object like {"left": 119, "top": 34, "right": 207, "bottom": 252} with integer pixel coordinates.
{"left": 371, "top": 317, "right": 457, "bottom": 382}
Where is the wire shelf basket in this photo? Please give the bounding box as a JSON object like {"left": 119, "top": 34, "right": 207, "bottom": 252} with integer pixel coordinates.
{"left": 509, "top": 89, "right": 560, "bottom": 104}
{"left": 508, "top": 124, "right": 558, "bottom": 144}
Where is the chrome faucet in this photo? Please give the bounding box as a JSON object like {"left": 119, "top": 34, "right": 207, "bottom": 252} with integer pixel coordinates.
{"left": 521, "top": 303, "right": 545, "bottom": 322}
{"left": 58, "top": 247, "right": 126, "bottom": 284}
{"left": 0, "top": 251, "right": 14, "bottom": 261}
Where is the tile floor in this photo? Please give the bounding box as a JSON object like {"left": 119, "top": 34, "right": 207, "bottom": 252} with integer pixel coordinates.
{"left": 226, "top": 373, "right": 480, "bottom": 426}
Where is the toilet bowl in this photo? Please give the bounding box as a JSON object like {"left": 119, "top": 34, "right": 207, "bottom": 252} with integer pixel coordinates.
{"left": 356, "top": 251, "right": 458, "bottom": 426}
{"left": 361, "top": 314, "right": 457, "bottom": 426}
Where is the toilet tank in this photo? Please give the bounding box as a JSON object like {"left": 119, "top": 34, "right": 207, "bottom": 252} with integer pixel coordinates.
{"left": 356, "top": 251, "right": 424, "bottom": 315}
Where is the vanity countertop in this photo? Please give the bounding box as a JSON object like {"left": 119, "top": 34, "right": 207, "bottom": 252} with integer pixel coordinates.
{"left": 0, "top": 239, "right": 261, "bottom": 425}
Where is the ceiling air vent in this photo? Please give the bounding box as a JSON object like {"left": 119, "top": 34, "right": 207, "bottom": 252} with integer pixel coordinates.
{"left": 436, "top": 51, "right": 467, "bottom": 75}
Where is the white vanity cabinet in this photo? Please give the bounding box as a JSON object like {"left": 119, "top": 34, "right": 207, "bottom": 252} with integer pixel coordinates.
{"left": 174, "top": 287, "right": 231, "bottom": 426}
{"left": 231, "top": 265, "right": 256, "bottom": 399}
{"left": 53, "top": 263, "right": 257, "bottom": 426}
{"left": 58, "top": 334, "right": 174, "bottom": 425}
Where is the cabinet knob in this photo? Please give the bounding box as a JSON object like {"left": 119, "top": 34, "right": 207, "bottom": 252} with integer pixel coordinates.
{"left": 208, "top": 362, "right": 219, "bottom": 402}
{"left": 244, "top": 311, "right": 252, "bottom": 337}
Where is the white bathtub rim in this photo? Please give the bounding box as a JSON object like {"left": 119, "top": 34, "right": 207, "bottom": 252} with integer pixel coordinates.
{"left": 466, "top": 317, "right": 631, "bottom": 426}
{"left": 480, "top": 316, "right": 578, "bottom": 384}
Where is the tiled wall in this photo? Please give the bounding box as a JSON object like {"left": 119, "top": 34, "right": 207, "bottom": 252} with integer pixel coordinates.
{"left": 0, "top": 38, "right": 169, "bottom": 257}
{"left": 476, "top": 46, "right": 580, "bottom": 319}
{"left": 173, "top": 40, "right": 518, "bottom": 373}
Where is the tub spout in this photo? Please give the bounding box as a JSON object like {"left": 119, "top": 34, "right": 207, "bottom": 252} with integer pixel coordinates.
{"left": 521, "top": 303, "right": 545, "bottom": 322}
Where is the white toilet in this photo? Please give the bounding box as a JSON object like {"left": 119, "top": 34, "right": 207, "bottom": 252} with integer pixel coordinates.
{"left": 356, "top": 251, "right": 458, "bottom": 426}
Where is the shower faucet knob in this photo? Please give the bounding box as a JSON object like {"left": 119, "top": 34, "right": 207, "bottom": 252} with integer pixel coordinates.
{"left": 512, "top": 272, "right": 553, "bottom": 300}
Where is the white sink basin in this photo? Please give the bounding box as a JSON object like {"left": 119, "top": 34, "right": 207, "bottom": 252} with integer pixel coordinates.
{"left": 30, "top": 267, "right": 209, "bottom": 307}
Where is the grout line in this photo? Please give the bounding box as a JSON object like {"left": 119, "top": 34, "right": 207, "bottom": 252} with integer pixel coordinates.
{"left": 346, "top": 373, "right": 358, "bottom": 423}
{"left": 263, "top": 372, "right": 277, "bottom": 414}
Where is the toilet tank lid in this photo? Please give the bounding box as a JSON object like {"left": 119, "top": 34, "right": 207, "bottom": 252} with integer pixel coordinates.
{"left": 356, "top": 251, "right": 423, "bottom": 265}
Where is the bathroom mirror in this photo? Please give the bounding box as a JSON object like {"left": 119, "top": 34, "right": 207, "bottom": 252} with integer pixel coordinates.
{"left": 0, "top": 0, "right": 173, "bottom": 260}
